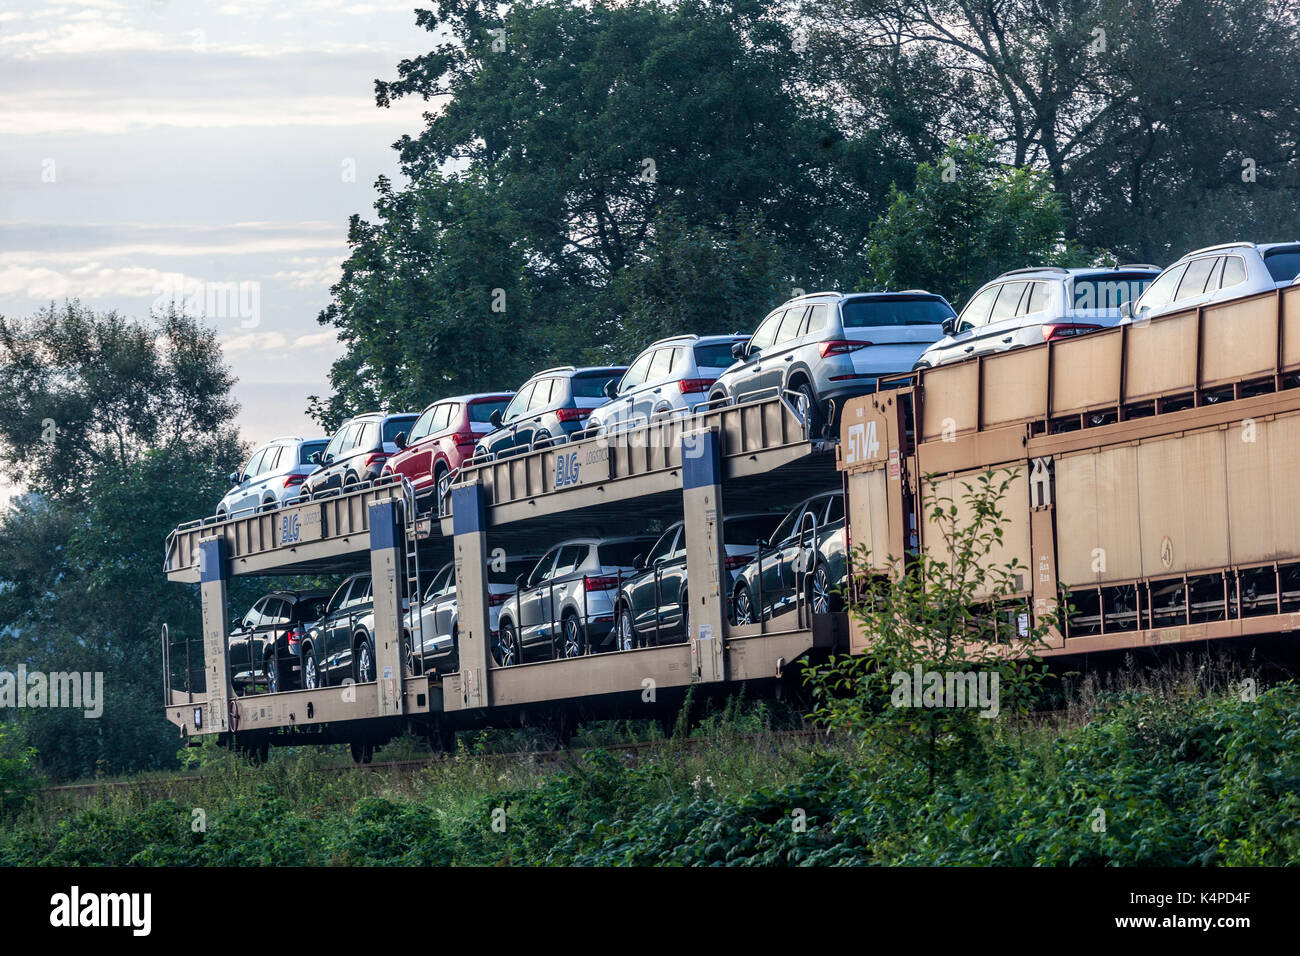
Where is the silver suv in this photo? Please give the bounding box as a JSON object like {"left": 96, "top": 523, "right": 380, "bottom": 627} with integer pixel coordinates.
{"left": 588, "top": 333, "right": 748, "bottom": 434}
{"left": 915, "top": 265, "right": 1160, "bottom": 369}
{"left": 495, "top": 535, "right": 657, "bottom": 665}
{"left": 1122, "top": 242, "right": 1300, "bottom": 325}
{"left": 707, "top": 291, "right": 955, "bottom": 436}
{"left": 216, "top": 436, "right": 328, "bottom": 519}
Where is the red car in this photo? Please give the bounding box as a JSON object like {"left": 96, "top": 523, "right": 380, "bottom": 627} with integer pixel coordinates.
{"left": 382, "top": 392, "right": 514, "bottom": 510}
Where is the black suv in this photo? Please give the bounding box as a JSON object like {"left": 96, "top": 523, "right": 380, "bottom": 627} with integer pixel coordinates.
{"left": 300, "top": 411, "right": 418, "bottom": 498}
{"left": 228, "top": 589, "right": 330, "bottom": 694}
{"left": 299, "top": 573, "right": 377, "bottom": 688}
{"left": 731, "top": 491, "right": 848, "bottom": 623}
{"left": 473, "top": 366, "right": 626, "bottom": 460}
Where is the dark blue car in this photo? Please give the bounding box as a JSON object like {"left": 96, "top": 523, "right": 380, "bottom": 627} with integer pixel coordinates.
{"left": 473, "top": 365, "right": 626, "bottom": 460}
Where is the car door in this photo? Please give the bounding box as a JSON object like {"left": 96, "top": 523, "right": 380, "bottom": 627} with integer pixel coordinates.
{"left": 772, "top": 499, "right": 820, "bottom": 611}
{"left": 229, "top": 598, "right": 266, "bottom": 684}
{"left": 1166, "top": 255, "right": 1221, "bottom": 314}
{"left": 398, "top": 407, "right": 437, "bottom": 485}
{"left": 660, "top": 529, "right": 690, "bottom": 635}
{"left": 937, "top": 285, "right": 1000, "bottom": 364}
{"left": 759, "top": 306, "right": 809, "bottom": 396}
{"left": 609, "top": 350, "right": 655, "bottom": 429}
{"left": 730, "top": 310, "right": 786, "bottom": 401}
{"left": 517, "top": 549, "right": 559, "bottom": 650}
{"left": 252, "top": 446, "right": 284, "bottom": 507}
{"left": 631, "top": 526, "right": 680, "bottom": 633}
{"left": 635, "top": 347, "right": 678, "bottom": 421}
{"left": 966, "top": 282, "right": 1028, "bottom": 358}
{"left": 544, "top": 544, "right": 587, "bottom": 643}
{"left": 232, "top": 449, "right": 266, "bottom": 515}
{"left": 322, "top": 578, "right": 356, "bottom": 680}
{"left": 1130, "top": 262, "right": 1188, "bottom": 322}
{"left": 255, "top": 597, "right": 289, "bottom": 676}
{"left": 428, "top": 564, "right": 458, "bottom": 657}
{"left": 522, "top": 378, "right": 558, "bottom": 445}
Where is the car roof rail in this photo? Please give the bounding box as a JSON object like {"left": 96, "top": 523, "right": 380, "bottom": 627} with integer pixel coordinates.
{"left": 1184, "top": 241, "right": 1254, "bottom": 257}
{"left": 266, "top": 435, "right": 305, "bottom": 443}
{"left": 999, "top": 266, "right": 1069, "bottom": 277}
{"left": 654, "top": 333, "right": 700, "bottom": 344}
{"left": 1113, "top": 263, "right": 1162, "bottom": 271}
{"left": 532, "top": 365, "right": 577, "bottom": 376}
{"left": 788, "top": 290, "right": 840, "bottom": 301}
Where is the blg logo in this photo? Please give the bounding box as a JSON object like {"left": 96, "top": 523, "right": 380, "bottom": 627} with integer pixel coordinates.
{"left": 280, "top": 512, "right": 301, "bottom": 544}
{"left": 555, "top": 451, "right": 581, "bottom": 488}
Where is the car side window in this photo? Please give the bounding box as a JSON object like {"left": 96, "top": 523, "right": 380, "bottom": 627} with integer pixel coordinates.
{"left": 528, "top": 550, "right": 559, "bottom": 587}
{"left": 1136, "top": 263, "right": 1187, "bottom": 313}
{"left": 362, "top": 423, "right": 382, "bottom": 450}
{"left": 528, "top": 379, "right": 555, "bottom": 412}
{"left": 424, "top": 565, "right": 453, "bottom": 602}
{"left": 427, "top": 404, "right": 451, "bottom": 432}
{"left": 1174, "top": 257, "right": 1216, "bottom": 301}
{"left": 243, "top": 449, "right": 265, "bottom": 480}
{"left": 263, "top": 446, "right": 285, "bottom": 474}
{"left": 647, "top": 348, "right": 674, "bottom": 382}
{"left": 327, "top": 580, "right": 352, "bottom": 615}
{"left": 503, "top": 383, "right": 535, "bottom": 422}
{"left": 989, "top": 282, "right": 1027, "bottom": 324}
{"left": 242, "top": 598, "right": 266, "bottom": 629}
{"left": 266, "top": 598, "right": 291, "bottom": 625}
{"left": 1023, "top": 282, "right": 1049, "bottom": 316}
{"left": 647, "top": 526, "right": 679, "bottom": 564}
{"left": 825, "top": 494, "right": 844, "bottom": 524}
{"left": 805, "top": 304, "right": 829, "bottom": 335}
{"left": 338, "top": 424, "right": 362, "bottom": 454}
{"left": 749, "top": 310, "right": 785, "bottom": 354}
{"left": 620, "top": 351, "right": 655, "bottom": 393}
{"left": 409, "top": 408, "right": 437, "bottom": 442}
{"left": 552, "top": 544, "right": 586, "bottom": 578}
{"left": 348, "top": 578, "right": 372, "bottom": 606}
{"left": 774, "top": 307, "right": 808, "bottom": 346}
{"left": 957, "top": 286, "right": 999, "bottom": 332}
{"left": 323, "top": 430, "right": 345, "bottom": 461}
{"left": 1221, "top": 256, "right": 1247, "bottom": 289}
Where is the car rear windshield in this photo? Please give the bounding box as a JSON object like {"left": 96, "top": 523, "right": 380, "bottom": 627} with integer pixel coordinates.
{"left": 598, "top": 540, "right": 652, "bottom": 567}
{"left": 469, "top": 398, "right": 511, "bottom": 423}
{"left": 488, "top": 559, "right": 535, "bottom": 586}
{"left": 694, "top": 342, "right": 741, "bottom": 369}
{"left": 1264, "top": 248, "right": 1300, "bottom": 283}
{"left": 295, "top": 598, "right": 328, "bottom": 622}
{"left": 382, "top": 416, "right": 418, "bottom": 444}
{"left": 299, "top": 440, "right": 328, "bottom": 465}
{"left": 841, "top": 296, "right": 953, "bottom": 327}
{"left": 1072, "top": 273, "right": 1153, "bottom": 310}
{"left": 571, "top": 371, "right": 624, "bottom": 398}
{"left": 725, "top": 514, "right": 784, "bottom": 546}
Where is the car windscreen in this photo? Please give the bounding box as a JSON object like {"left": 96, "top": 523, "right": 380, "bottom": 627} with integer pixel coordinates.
{"left": 299, "top": 440, "right": 328, "bottom": 465}
{"left": 597, "top": 540, "right": 653, "bottom": 568}
{"left": 1072, "top": 273, "right": 1153, "bottom": 310}
{"left": 694, "top": 342, "right": 741, "bottom": 369}
{"left": 469, "top": 398, "right": 511, "bottom": 423}
{"left": 571, "top": 371, "right": 624, "bottom": 398}
{"left": 382, "top": 416, "right": 418, "bottom": 444}
{"left": 724, "top": 514, "right": 784, "bottom": 546}
{"left": 841, "top": 296, "right": 953, "bottom": 327}
{"left": 1264, "top": 248, "right": 1300, "bottom": 283}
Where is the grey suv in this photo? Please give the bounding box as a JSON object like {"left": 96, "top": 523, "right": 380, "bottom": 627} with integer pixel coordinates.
{"left": 299, "top": 411, "right": 418, "bottom": 498}
{"left": 915, "top": 265, "right": 1159, "bottom": 368}
{"left": 495, "top": 535, "right": 657, "bottom": 665}
{"left": 588, "top": 334, "right": 748, "bottom": 434}
{"left": 216, "top": 436, "right": 328, "bottom": 519}
{"left": 474, "top": 366, "right": 626, "bottom": 460}
{"left": 1122, "top": 242, "right": 1300, "bottom": 325}
{"left": 707, "top": 291, "right": 955, "bottom": 436}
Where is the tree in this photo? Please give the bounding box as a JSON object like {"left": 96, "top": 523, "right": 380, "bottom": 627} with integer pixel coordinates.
{"left": 806, "top": 470, "right": 1055, "bottom": 791}
{"left": 862, "top": 137, "right": 1095, "bottom": 308}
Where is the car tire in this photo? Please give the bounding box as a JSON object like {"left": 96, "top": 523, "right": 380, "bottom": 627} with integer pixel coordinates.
{"left": 265, "top": 651, "right": 281, "bottom": 694}
{"left": 616, "top": 604, "right": 636, "bottom": 652}
{"left": 354, "top": 635, "right": 375, "bottom": 683}
{"left": 707, "top": 388, "right": 728, "bottom": 409}
{"left": 302, "top": 645, "right": 322, "bottom": 689}
{"left": 216, "top": 508, "right": 229, "bottom": 522}
{"left": 495, "top": 620, "right": 520, "bottom": 667}
{"left": 434, "top": 465, "right": 450, "bottom": 515}
{"left": 793, "top": 380, "right": 823, "bottom": 437}
{"left": 807, "top": 562, "right": 838, "bottom": 615}
{"left": 679, "top": 588, "right": 690, "bottom": 641}
{"left": 558, "top": 614, "right": 585, "bottom": 659}
{"left": 734, "top": 582, "right": 757, "bottom": 625}
{"left": 534, "top": 430, "right": 551, "bottom": 450}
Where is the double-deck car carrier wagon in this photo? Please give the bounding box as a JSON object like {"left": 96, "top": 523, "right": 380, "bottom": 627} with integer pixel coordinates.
{"left": 162, "top": 394, "right": 849, "bottom": 759}
{"left": 161, "top": 282, "right": 1300, "bottom": 758}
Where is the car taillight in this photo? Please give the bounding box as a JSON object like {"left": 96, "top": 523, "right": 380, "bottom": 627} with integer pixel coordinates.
{"left": 283, "top": 474, "right": 306, "bottom": 488}
{"left": 724, "top": 554, "right": 749, "bottom": 570}
{"left": 1042, "top": 323, "right": 1102, "bottom": 341}
{"left": 583, "top": 575, "right": 618, "bottom": 591}
{"left": 678, "top": 378, "right": 715, "bottom": 394}
{"left": 819, "top": 340, "right": 869, "bottom": 357}
{"left": 286, "top": 628, "right": 301, "bottom": 647}
{"left": 452, "top": 430, "right": 475, "bottom": 446}
{"left": 556, "top": 407, "right": 592, "bottom": 423}
{"left": 488, "top": 592, "right": 509, "bottom": 607}
{"left": 364, "top": 453, "right": 388, "bottom": 467}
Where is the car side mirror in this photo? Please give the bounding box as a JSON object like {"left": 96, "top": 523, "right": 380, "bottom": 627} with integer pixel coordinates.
{"left": 941, "top": 318, "right": 955, "bottom": 336}
{"left": 393, "top": 431, "right": 407, "bottom": 450}
{"left": 604, "top": 379, "right": 619, "bottom": 399}
{"left": 310, "top": 452, "right": 322, "bottom": 464}
{"left": 731, "top": 341, "right": 747, "bottom": 360}
{"left": 324, "top": 453, "right": 334, "bottom": 464}
{"left": 490, "top": 409, "right": 503, "bottom": 428}
{"left": 229, "top": 471, "right": 240, "bottom": 485}
{"left": 633, "top": 553, "right": 645, "bottom": 570}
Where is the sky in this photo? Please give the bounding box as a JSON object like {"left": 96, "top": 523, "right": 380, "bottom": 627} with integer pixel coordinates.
{"left": 0, "top": 0, "right": 443, "bottom": 507}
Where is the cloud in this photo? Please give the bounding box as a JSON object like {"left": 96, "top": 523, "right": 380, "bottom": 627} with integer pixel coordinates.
{"left": 0, "top": 262, "right": 203, "bottom": 299}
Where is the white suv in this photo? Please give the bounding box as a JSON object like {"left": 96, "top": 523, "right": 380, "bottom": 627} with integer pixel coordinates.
{"left": 1122, "top": 242, "right": 1300, "bottom": 325}
{"left": 915, "top": 265, "right": 1160, "bottom": 369}
{"left": 216, "top": 436, "right": 328, "bottom": 519}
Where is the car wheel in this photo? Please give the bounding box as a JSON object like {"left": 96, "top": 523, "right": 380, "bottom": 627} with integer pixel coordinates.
{"left": 343, "top": 473, "right": 359, "bottom": 489}
{"left": 216, "top": 508, "right": 229, "bottom": 521}
{"left": 534, "top": 430, "right": 551, "bottom": 450}
{"left": 708, "top": 389, "right": 728, "bottom": 408}
{"left": 261, "top": 497, "right": 278, "bottom": 513}
{"left": 494, "top": 621, "right": 520, "bottom": 667}
{"left": 616, "top": 605, "right": 636, "bottom": 651}
{"left": 434, "top": 466, "right": 451, "bottom": 515}
{"left": 794, "top": 381, "right": 823, "bottom": 436}
{"left": 559, "top": 614, "right": 584, "bottom": 659}
{"left": 808, "top": 563, "right": 835, "bottom": 615}
{"left": 265, "top": 652, "right": 281, "bottom": 693}
{"left": 679, "top": 588, "right": 690, "bottom": 641}
{"left": 354, "top": 637, "right": 375, "bottom": 682}
{"left": 302, "top": 646, "right": 321, "bottom": 689}
{"left": 734, "top": 583, "right": 756, "bottom": 625}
